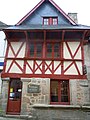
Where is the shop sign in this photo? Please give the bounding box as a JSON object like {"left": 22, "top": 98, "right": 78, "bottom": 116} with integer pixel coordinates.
{"left": 27, "top": 84, "right": 40, "bottom": 93}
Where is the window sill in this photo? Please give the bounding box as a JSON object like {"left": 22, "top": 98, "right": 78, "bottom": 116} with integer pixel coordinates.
{"left": 32, "top": 104, "right": 90, "bottom": 109}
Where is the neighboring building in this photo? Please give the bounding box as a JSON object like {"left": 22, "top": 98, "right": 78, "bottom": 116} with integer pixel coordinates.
{"left": 0, "top": 21, "right": 8, "bottom": 113}
{"left": 1, "top": 0, "right": 90, "bottom": 119}
{"left": 0, "top": 21, "right": 8, "bottom": 93}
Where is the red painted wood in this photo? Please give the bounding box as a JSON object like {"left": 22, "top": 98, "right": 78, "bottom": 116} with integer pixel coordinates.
{"left": 50, "top": 80, "right": 70, "bottom": 105}
{"left": 1, "top": 73, "right": 87, "bottom": 79}
{"left": 7, "top": 79, "right": 22, "bottom": 114}
{"left": 8, "top": 41, "right": 16, "bottom": 57}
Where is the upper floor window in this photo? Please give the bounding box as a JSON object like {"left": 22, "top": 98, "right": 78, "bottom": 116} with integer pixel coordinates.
{"left": 29, "top": 43, "right": 43, "bottom": 58}
{"left": 43, "top": 17, "right": 58, "bottom": 25}
{"left": 46, "top": 43, "right": 60, "bottom": 58}
{"left": 52, "top": 18, "right": 58, "bottom": 25}
{"left": 29, "top": 42, "right": 60, "bottom": 59}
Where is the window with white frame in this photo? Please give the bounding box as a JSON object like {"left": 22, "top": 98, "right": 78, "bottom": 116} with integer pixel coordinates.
{"left": 43, "top": 17, "right": 58, "bottom": 25}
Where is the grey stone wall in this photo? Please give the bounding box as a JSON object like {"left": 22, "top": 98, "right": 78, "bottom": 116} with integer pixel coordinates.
{"left": 21, "top": 78, "right": 50, "bottom": 115}
{"left": 20, "top": 77, "right": 90, "bottom": 115}
{"left": 84, "top": 43, "right": 90, "bottom": 80}
{"left": 70, "top": 79, "right": 89, "bottom": 106}
{"left": 84, "top": 43, "right": 90, "bottom": 104}
{"left": 1, "top": 79, "right": 9, "bottom": 115}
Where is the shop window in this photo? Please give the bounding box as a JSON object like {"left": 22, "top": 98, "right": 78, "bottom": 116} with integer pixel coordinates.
{"left": 50, "top": 80, "right": 69, "bottom": 104}
{"left": 43, "top": 17, "right": 58, "bottom": 25}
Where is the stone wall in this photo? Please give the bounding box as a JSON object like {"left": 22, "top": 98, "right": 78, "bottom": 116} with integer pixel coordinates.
{"left": 1, "top": 79, "right": 9, "bottom": 115}
{"left": 21, "top": 78, "right": 50, "bottom": 115}
{"left": 84, "top": 43, "right": 90, "bottom": 104}
{"left": 84, "top": 43, "right": 90, "bottom": 80}
{"left": 70, "top": 79, "right": 89, "bottom": 106}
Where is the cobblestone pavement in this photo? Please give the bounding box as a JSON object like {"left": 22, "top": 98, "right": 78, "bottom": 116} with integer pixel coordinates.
{"left": 0, "top": 116, "right": 29, "bottom": 120}
{"left": 0, "top": 115, "right": 35, "bottom": 120}
{"left": 0, "top": 117, "right": 25, "bottom": 120}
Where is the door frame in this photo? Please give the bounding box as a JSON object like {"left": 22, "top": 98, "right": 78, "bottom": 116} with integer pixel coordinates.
{"left": 6, "top": 78, "right": 22, "bottom": 115}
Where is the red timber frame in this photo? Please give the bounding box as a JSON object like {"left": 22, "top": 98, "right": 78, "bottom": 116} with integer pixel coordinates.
{"left": 1, "top": 29, "right": 87, "bottom": 79}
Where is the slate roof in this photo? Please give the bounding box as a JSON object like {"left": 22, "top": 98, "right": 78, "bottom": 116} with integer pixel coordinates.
{"left": 3, "top": 24, "right": 90, "bottom": 31}
{"left": 16, "top": 0, "right": 77, "bottom": 25}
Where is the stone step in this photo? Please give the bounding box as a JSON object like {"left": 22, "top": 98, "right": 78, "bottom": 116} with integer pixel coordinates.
{"left": 2, "top": 115, "right": 37, "bottom": 120}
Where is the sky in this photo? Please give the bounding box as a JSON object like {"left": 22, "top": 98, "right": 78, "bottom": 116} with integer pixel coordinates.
{"left": 0, "top": 0, "right": 90, "bottom": 26}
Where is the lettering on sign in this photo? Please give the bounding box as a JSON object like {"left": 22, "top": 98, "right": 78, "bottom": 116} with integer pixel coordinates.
{"left": 27, "top": 84, "right": 40, "bottom": 93}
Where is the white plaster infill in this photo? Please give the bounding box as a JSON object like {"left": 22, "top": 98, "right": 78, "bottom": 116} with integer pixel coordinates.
{"left": 32, "top": 104, "right": 90, "bottom": 109}
{"left": 1, "top": 77, "right": 10, "bottom": 81}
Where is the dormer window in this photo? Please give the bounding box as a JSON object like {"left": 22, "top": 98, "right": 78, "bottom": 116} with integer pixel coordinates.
{"left": 43, "top": 17, "right": 58, "bottom": 25}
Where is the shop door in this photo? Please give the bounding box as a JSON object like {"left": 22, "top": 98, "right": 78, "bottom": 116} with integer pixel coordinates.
{"left": 7, "top": 79, "right": 22, "bottom": 114}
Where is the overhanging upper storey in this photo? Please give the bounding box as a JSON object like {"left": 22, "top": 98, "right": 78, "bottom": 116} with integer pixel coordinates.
{"left": 3, "top": 24, "right": 90, "bottom": 41}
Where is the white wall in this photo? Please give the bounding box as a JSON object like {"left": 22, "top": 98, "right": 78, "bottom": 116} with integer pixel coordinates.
{"left": 0, "top": 31, "right": 7, "bottom": 69}
{"left": 0, "top": 31, "right": 7, "bottom": 93}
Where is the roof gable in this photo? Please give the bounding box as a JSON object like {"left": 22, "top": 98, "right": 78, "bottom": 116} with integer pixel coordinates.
{"left": 16, "top": 0, "right": 77, "bottom": 26}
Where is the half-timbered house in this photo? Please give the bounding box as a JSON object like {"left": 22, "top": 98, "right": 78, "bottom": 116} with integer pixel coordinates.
{"left": 1, "top": 0, "right": 90, "bottom": 119}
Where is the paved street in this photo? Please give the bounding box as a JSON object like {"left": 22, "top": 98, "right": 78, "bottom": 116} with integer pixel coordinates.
{"left": 0, "top": 116, "right": 28, "bottom": 120}
{"left": 0, "top": 117, "right": 24, "bottom": 120}
{"left": 0, "top": 115, "right": 35, "bottom": 120}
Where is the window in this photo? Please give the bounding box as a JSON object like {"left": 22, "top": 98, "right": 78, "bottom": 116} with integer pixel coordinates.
{"left": 9, "top": 79, "right": 22, "bottom": 100}
{"left": 52, "top": 18, "right": 58, "bottom": 25}
{"left": 50, "top": 80, "right": 69, "bottom": 104}
{"left": 29, "top": 42, "right": 60, "bottom": 59}
{"left": 46, "top": 43, "right": 60, "bottom": 58}
{"left": 30, "top": 43, "right": 43, "bottom": 58}
{"left": 43, "top": 18, "right": 49, "bottom": 25}
{"left": 43, "top": 17, "right": 58, "bottom": 25}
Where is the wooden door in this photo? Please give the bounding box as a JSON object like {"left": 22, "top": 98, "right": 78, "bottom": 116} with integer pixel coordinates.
{"left": 7, "top": 79, "right": 22, "bottom": 114}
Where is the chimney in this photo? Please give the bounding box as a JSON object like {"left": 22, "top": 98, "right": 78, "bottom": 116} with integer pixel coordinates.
{"left": 68, "top": 13, "right": 78, "bottom": 24}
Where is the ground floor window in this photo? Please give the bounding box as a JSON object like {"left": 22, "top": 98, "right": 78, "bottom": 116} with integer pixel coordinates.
{"left": 50, "top": 80, "right": 69, "bottom": 104}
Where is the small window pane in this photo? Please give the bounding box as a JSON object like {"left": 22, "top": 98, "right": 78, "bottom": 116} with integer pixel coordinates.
{"left": 44, "top": 18, "right": 49, "bottom": 25}
{"left": 51, "top": 81, "right": 58, "bottom": 102}
{"left": 46, "top": 44, "right": 52, "bottom": 58}
{"left": 61, "top": 81, "right": 69, "bottom": 102}
{"left": 36, "top": 44, "right": 42, "bottom": 57}
{"left": 30, "top": 44, "right": 34, "bottom": 57}
{"left": 9, "top": 79, "right": 22, "bottom": 100}
{"left": 54, "top": 44, "right": 60, "bottom": 58}
{"left": 53, "top": 18, "right": 57, "bottom": 25}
